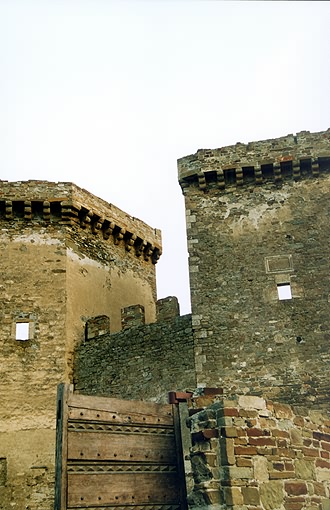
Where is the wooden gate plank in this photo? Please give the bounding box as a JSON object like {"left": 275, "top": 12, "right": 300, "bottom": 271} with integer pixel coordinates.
{"left": 68, "top": 406, "right": 173, "bottom": 426}
{"left": 68, "top": 431, "right": 176, "bottom": 463}
{"left": 67, "top": 472, "right": 180, "bottom": 507}
{"left": 68, "top": 393, "right": 174, "bottom": 421}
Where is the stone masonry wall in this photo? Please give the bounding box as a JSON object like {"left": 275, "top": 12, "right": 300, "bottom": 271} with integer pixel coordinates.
{"left": 187, "top": 391, "right": 330, "bottom": 510}
{"left": 0, "top": 180, "right": 162, "bottom": 510}
{"left": 73, "top": 312, "right": 195, "bottom": 403}
{"left": 178, "top": 130, "right": 330, "bottom": 410}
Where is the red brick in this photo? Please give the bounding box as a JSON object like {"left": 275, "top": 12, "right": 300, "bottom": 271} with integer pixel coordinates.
{"left": 239, "top": 409, "right": 258, "bottom": 418}
{"left": 272, "top": 462, "right": 284, "bottom": 471}
{"left": 246, "top": 427, "right": 268, "bottom": 437}
{"left": 313, "top": 431, "right": 330, "bottom": 442}
{"left": 302, "top": 447, "right": 319, "bottom": 457}
{"left": 321, "top": 450, "right": 329, "bottom": 459}
{"left": 249, "top": 437, "right": 276, "bottom": 446}
{"left": 223, "top": 407, "right": 239, "bottom": 417}
{"left": 284, "top": 482, "right": 307, "bottom": 496}
{"left": 315, "top": 458, "right": 330, "bottom": 469}
{"left": 321, "top": 441, "right": 330, "bottom": 452}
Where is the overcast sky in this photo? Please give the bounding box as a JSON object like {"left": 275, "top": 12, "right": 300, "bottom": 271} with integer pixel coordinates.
{"left": 0, "top": 1, "right": 329, "bottom": 314}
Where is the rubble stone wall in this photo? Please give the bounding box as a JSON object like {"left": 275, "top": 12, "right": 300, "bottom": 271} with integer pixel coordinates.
{"left": 74, "top": 312, "right": 195, "bottom": 403}
{"left": 178, "top": 130, "right": 330, "bottom": 410}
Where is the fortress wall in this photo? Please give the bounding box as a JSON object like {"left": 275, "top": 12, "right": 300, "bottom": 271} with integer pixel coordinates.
{"left": 178, "top": 130, "right": 330, "bottom": 409}
{"left": 73, "top": 313, "right": 195, "bottom": 403}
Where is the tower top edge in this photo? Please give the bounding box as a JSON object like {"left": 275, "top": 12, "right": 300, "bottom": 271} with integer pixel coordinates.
{"left": 177, "top": 128, "right": 330, "bottom": 186}
{"left": 0, "top": 180, "right": 162, "bottom": 250}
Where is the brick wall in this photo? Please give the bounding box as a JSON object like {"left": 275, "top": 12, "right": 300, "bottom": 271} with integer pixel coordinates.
{"left": 187, "top": 391, "right": 330, "bottom": 510}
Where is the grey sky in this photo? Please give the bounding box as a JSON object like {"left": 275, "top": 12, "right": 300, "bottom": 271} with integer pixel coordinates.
{"left": 1, "top": 0, "right": 329, "bottom": 314}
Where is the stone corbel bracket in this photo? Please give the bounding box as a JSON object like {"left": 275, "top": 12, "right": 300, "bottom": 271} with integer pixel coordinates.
{"left": 0, "top": 198, "right": 162, "bottom": 265}
{"left": 178, "top": 129, "right": 330, "bottom": 192}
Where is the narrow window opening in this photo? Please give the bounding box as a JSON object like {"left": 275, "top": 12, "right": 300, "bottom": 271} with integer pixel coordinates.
{"left": 16, "top": 322, "right": 30, "bottom": 341}
{"left": 277, "top": 283, "right": 292, "bottom": 300}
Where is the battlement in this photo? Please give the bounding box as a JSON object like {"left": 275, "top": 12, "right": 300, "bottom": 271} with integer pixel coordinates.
{"left": 0, "top": 180, "right": 162, "bottom": 264}
{"left": 178, "top": 129, "right": 330, "bottom": 191}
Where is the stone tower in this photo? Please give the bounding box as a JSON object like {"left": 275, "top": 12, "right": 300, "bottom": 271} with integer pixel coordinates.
{"left": 178, "top": 129, "right": 330, "bottom": 409}
{"left": 0, "top": 180, "right": 161, "bottom": 508}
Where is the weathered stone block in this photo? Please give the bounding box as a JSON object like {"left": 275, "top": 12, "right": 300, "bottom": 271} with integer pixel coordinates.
{"left": 260, "top": 481, "right": 284, "bottom": 510}
{"left": 242, "top": 486, "right": 260, "bottom": 505}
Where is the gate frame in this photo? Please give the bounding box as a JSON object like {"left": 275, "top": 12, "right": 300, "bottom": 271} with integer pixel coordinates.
{"left": 54, "top": 383, "right": 189, "bottom": 510}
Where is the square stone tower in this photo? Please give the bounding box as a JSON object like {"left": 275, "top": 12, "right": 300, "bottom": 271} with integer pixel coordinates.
{"left": 0, "top": 180, "right": 161, "bottom": 508}
{"left": 178, "top": 129, "right": 330, "bottom": 409}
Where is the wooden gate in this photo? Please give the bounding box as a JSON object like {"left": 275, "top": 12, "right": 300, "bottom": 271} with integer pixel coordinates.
{"left": 54, "top": 384, "right": 187, "bottom": 510}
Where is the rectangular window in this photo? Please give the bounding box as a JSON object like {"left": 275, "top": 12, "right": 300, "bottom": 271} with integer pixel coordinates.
{"left": 16, "top": 322, "right": 30, "bottom": 341}
{"left": 277, "top": 283, "right": 292, "bottom": 300}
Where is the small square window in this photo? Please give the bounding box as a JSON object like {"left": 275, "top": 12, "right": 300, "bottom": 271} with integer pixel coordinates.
{"left": 16, "top": 322, "right": 30, "bottom": 341}
{"left": 277, "top": 283, "right": 292, "bottom": 300}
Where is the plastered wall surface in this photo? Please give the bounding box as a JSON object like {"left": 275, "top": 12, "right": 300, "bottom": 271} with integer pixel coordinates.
{"left": 178, "top": 130, "right": 330, "bottom": 409}
{"left": 0, "top": 230, "right": 67, "bottom": 510}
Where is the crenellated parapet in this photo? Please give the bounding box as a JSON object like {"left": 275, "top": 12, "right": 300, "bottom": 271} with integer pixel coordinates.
{"left": 178, "top": 129, "right": 330, "bottom": 191}
{"left": 0, "top": 180, "right": 162, "bottom": 264}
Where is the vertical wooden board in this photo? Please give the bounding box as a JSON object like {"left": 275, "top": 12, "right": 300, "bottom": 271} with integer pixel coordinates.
{"left": 54, "top": 384, "right": 72, "bottom": 510}
{"left": 67, "top": 472, "right": 180, "bottom": 507}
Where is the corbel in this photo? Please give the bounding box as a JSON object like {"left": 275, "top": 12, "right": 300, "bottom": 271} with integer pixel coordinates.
{"left": 311, "top": 157, "right": 319, "bottom": 177}
{"left": 114, "top": 227, "right": 126, "bottom": 245}
{"left": 43, "top": 201, "right": 51, "bottom": 221}
{"left": 80, "top": 210, "right": 92, "bottom": 229}
{"left": 144, "top": 243, "right": 153, "bottom": 262}
{"left": 273, "top": 162, "right": 282, "bottom": 182}
{"left": 102, "top": 221, "right": 115, "bottom": 240}
{"left": 152, "top": 247, "right": 162, "bottom": 264}
{"left": 216, "top": 169, "right": 225, "bottom": 190}
{"left": 135, "top": 240, "right": 147, "bottom": 258}
{"left": 5, "top": 200, "right": 12, "bottom": 219}
{"left": 254, "top": 164, "right": 262, "bottom": 185}
{"left": 292, "top": 159, "right": 300, "bottom": 179}
{"left": 61, "top": 201, "right": 74, "bottom": 224}
{"left": 236, "top": 168, "right": 243, "bottom": 186}
{"left": 125, "top": 233, "right": 137, "bottom": 252}
{"left": 91, "top": 216, "right": 104, "bottom": 235}
{"left": 24, "top": 201, "right": 32, "bottom": 220}
{"left": 198, "top": 172, "right": 207, "bottom": 190}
